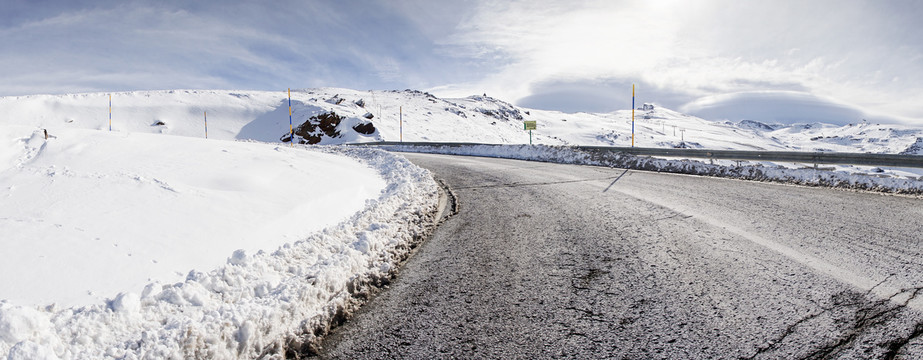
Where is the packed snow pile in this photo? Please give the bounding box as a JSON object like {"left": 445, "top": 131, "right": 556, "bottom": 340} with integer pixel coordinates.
{"left": 381, "top": 144, "right": 923, "bottom": 195}
{"left": 0, "top": 125, "right": 439, "bottom": 359}
{"left": 0, "top": 126, "right": 386, "bottom": 308}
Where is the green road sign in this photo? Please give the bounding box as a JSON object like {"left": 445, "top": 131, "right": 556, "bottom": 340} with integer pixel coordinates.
{"left": 524, "top": 121, "right": 537, "bottom": 130}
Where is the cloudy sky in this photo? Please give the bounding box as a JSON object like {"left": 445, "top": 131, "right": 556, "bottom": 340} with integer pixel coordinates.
{"left": 2, "top": 0, "right": 921, "bottom": 125}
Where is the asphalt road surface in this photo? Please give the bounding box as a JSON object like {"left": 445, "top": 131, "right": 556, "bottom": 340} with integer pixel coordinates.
{"left": 317, "top": 153, "right": 923, "bottom": 359}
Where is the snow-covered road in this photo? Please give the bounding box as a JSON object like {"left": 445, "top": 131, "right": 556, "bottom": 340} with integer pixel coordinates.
{"left": 319, "top": 153, "right": 923, "bottom": 359}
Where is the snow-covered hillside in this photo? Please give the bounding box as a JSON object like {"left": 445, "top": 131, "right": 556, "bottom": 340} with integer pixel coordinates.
{"left": 1, "top": 87, "right": 921, "bottom": 359}
{"left": 0, "top": 92, "right": 440, "bottom": 359}
{"left": 2, "top": 88, "right": 921, "bottom": 155}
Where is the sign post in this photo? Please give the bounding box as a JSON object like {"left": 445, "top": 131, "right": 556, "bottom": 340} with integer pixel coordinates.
{"left": 524, "top": 120, "right": 537, "bottom": 145}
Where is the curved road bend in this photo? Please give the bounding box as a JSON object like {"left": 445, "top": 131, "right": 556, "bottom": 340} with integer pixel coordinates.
{"left": 318, "top": 153, "right": 923, "bottom": 359}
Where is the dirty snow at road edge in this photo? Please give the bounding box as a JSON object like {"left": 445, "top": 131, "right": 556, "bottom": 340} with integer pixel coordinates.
{"left": 382, "top": 143, "right": 923, "bottom": 194}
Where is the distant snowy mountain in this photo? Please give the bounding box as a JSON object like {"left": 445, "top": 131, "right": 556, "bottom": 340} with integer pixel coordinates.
{"left": 2, "top": 88, "right": 921, "bottom": 155}
{"left": 680, "top": 91, "right": 871, "bottom": 126}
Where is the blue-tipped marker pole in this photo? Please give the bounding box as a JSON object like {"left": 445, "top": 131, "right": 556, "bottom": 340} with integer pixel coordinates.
{"left": 631, "top": 84, "right": 635, "bottom": 148}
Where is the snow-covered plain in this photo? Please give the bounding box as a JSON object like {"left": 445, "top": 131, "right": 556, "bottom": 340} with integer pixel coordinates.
{"left": 1, "top": 125, "right": 391, "bottom": 308}
{"left": 0, "top": 92, "right": 439, "bottom": 359}
{"left": 1, "top": 88, "right": 921, "bottom": 359}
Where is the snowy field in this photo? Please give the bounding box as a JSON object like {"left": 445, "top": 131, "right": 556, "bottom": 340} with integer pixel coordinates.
{"left": 1, "top": 88, "right": 921, "bottom": 359}
{"left": 2, "top": 88, "right": 921, "bottom": 156}
{"left": 3, "top": 89, "right": 920, "bottom": 183}
{"left": 0, "top": 118, "right": 437, "bottom": 358}
{"left": 1, "top": 126, "right": 386, "bottom": 308}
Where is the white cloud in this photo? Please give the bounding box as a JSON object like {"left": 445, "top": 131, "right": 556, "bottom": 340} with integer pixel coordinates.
{"left": 431, "top": 0, "right": 923, "bottom": 125}
{"left": 0, "top": 1, "right": 478, "bottom": 95}
{"left": 1, "top": 0, "right": 921, "bottom": 126}
{"left": 0, "top": 4, "right": 287, "bottom": 93}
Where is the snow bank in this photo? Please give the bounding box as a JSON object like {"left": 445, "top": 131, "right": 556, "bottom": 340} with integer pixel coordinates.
{"left": 1, "top": 127, "right": 386, "bottom": 308}
{"left": 0, "top": 128, "right": 439, "bottom": 358}
{"left": 381, "top": 144, "right": 923, "bottom": 195}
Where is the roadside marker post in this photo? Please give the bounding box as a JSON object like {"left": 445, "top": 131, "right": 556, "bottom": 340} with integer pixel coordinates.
{"left": 288, "top": 88, "right": 293, "bottom": 147}
{"left": 631, "top": 84, "right": 635, "bottom": 148}
{"left": 109, "top": 94, "right": 112, "bottom": 131}
{"left": 204, "top": 111, "right": 208, "bottom": 139}
{"left": 400, "top": 106, "right": 403, "bottom": 142}
{"left": 524, "top": 120, "right": 537, "bottom": 145}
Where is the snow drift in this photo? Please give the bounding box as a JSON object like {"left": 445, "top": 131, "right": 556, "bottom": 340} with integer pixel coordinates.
{"left": 0, "top": 126, "right": 439, "bottom": 359}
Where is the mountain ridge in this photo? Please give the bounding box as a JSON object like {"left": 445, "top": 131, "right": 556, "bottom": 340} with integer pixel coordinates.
{"left": 1, "top": 88, "right": 921, "bottom": 155}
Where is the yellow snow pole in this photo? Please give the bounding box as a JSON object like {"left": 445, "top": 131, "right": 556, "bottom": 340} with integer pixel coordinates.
{"left": 288, "top": 88, "right": 293, "bottom": 147}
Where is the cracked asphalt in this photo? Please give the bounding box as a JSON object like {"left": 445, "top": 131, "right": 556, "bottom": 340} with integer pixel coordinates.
{"left": 316, "top": 153, "right": 923, "bottom": 359}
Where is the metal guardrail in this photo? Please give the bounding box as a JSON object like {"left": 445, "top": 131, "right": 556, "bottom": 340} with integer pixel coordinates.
{"left": 349, "top": 141, "right": 923, "bottom": 168}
